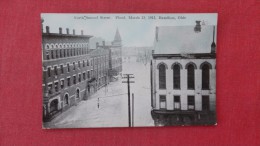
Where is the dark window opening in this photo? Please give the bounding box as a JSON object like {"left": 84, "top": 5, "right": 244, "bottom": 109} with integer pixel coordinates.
{"left": 187, "top": 64, "right": 195, "bottom": 89}
{"left": 56, "top": 50, "right": 59, "bottom": 58}
{"left": 202, "top": 64, "right": 210, "bottom": 90}
{"left": 60, "top": 49, "right": 63, "bottom": 58}
{"left": 67, "top": 78, "right": 71, "bottom": 86}
{"left": 47, "top": 67, "right": 51, "bottom": 77}
{"left": 173, "top": 65, "right": 181, "bottom": 89}
{"left": 76, "top": 89, "right": 80, "bottom": 98}
{"left": 46, "top": 51, "right": 50, "bottom": 60}
{"left": 65, "top": 94, "right": 69, "bottom": 105}
{"left": 78, "top": 74, "right": 81, "bottom": 82}
{"left": 48, "top": 84, "right": 52, "bottom": 94}
{"left": 73, "top": 75, "right": 76, "bottom": 84}
{"left": 51, "top": 50, "right": 54, "bottom": 59}
{"left": 159, "top": 64, "right": 166, "bottom": 89}
{"left": 83, "top": 73, "right": 86, "bottom": 80}
{"left": 60, "top": 65, "right": 64, "bottom": 74}
{"left": 54, "top": 66, "right": 58, "bottom": 76}
{"left": 174, "top": 96, "right": 181, "bottom": 110}
{"left": 83, "top": 60, "right": 85, "bottom": 67}
{"left": 67, "top": 64, "right": 70, "bottom": 72}
{"left": 60, "top": 80, "right": 64, "bottom": 89}
{"left": 73, "top": 62, "right": 76, "bottom": 70}
{"left": 54, "top": 82, "right": 58, "bottom": 92}
{"left": 188, "top": 96, "right": 195, "bottom": 110}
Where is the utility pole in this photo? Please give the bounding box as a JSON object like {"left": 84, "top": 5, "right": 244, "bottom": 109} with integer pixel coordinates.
{"left": 122, "top": 74, "right": 135, "bottom": 127}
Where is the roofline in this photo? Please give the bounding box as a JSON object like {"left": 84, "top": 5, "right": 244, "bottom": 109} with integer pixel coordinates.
{"left": 42, "top": 32, "right": 93, "bottom": 38}
{"left": 152, "top": 53, "right": 216, "bottom": 59}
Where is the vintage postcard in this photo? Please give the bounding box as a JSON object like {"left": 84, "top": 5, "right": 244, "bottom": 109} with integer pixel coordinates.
{"left": 41, "top": 13, "right": 217, "bottom": 128}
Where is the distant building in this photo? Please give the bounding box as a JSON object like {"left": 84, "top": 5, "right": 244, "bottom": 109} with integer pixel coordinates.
{"left": 95, "top": 29, "right": 123, "bottom": 79}
{"left": 150, "top": 25, "right": 216, "bottom": 126}
{"left": 109, "top": 28, "right": 123, "bottom": 77}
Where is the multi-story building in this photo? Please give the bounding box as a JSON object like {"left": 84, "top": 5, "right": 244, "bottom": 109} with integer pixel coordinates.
{"left": 109, "top": 29, "right": 122, "bottom": 77}
{"left": 41, "top": 24, "right": 102, "bottom": 121}
{"left": 90, "top": 42, "right": 110, "bottom": 90}
{"left": 150, "top": 25, "right": 216, "bottom": 126}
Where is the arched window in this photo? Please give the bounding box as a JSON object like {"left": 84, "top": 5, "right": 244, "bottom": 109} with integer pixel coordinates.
{"left": 50, "top": 99, "right": 58, "bottom": 113}
{"left": 65, "top": 94, "right": 69, "bottom": 105}
{"left": 158, "top": 63, "right": 166, "bottom": 89}
{"left": 187, "top": 64, "right": 195, "bottom": 89}
{"left": 172, "top": 63, "right": 181, "bottom": 89}
{"left": 201, "top": 63, "right": 210, "bottom": 90}
{"left": 76, "top": 89, "right": 80, "bottom": 98}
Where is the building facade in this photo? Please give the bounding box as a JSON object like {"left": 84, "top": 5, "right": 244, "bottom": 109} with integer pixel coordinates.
{"left": 42, "top": 23, "right": 113, "bottom": 121}
{"left": 42, "top": 23, "right": 122, "bottom": 121}
{"left": 109, "top": 29, "right": 122, "bottom": 77}
{"left": 151, "top": 25, "right": 217, "bottom": 126}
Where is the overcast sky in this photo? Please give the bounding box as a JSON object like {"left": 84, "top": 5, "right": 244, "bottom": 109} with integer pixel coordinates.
{"left": 41, "top": 13, "right": 217, "bottom": 47}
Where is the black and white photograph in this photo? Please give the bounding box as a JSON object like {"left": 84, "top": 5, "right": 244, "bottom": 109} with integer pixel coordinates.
{"left": 41, "top": 13, "right": 217, "bottom": 128}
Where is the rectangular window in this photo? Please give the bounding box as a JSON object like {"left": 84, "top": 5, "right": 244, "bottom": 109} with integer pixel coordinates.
{"left": 73, "top": 62, "right": 76, "bottom": 70}
{"left": 78, "top": 61, "right": 81, "bottom": 68}
{"left": 60, "top": 49, "right": 63, "bottom": 58}
{"left": 60, "top": 80, "right": 64, "bottom": 89}
{"left": 46, "top": 51, "right": 50, "bottom": 60}
{"left": 47, "top": 67, "right": 51, "bottom": 77}
{"left": 188, "top": 96, "right": 195, "bottom": 110}
{"left": 64, "top": 49, "right": 66, "bottom": 57}
{"left": 67, "top": 64, "right": 70, "bottom": 72}
{"left": 60, "top": 65, "right": 64, "bottom": 74}
{"left": 87, "top": 71, "right": 90, "bottom": 78}
{"left": 67, "top": 77, "right": 71, "bottom": 87}
{"left": 54, "top": 82, "right": 59, "bottom": 92}
{"left": 78, "top": 74, "right": 81, "bottom": 82}
{"left": 83, "top": 60, "right": 85, "bottom": 67}
{"left": 73, "top": 75, "right": 76, "bottom": 84}
{"left": 48, "top": 84, "right": 52, "bottom": 94}
{"left": 54, "top": 66, "right": 58, "bottom": 76}
{"left": 56, "top": 50, "right": 59, "bottom": 58}
{"left": 83, "top": 72, "right": 86, "bottom": 80}
{"left": 67, "top": 49, "right": 70, "bottom": 57}
{"left": 202, "top": 96, "right": 210, "bottom": 111}
{"left": 159, "top": 95, "right": 166, "bottom": 109}
{"left": 174, "top": 96, "right": 181, "bottom": 110}
{"left": 51, "top": 50, "right": 54, "bottom": 59}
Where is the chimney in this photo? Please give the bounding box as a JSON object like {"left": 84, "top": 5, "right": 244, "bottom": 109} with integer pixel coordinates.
{"left": 46, "top": 26, "right": 50, "bottom": 33}
{"left": 66, "top": 28, "right": 69, "bottom": 34}
{"left": 102, "top": 41, "right": 105, "bottom": 47}
{"left": 81, "top": 30, "right": 84, "bottom": 35}
{"left": 59, "top": 27, "right": 62, "bottom": 34}
{"left": 73, "top": 29, "right": 75, "bottom": 35}
{"left": 96, "top": 42, "right": 99, "bottom": 49}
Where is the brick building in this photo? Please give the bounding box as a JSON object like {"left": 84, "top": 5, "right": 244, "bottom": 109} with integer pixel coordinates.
{"left": 150, "top": 25, "right": 217, "bottom": 126}
{"left": 41, "top": 23, "right": 111, "bottom": 121}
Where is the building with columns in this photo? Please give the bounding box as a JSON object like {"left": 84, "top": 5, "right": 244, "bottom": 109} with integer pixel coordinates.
{"left": 150, "top": 24, "right": 216, "bottom": 126}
